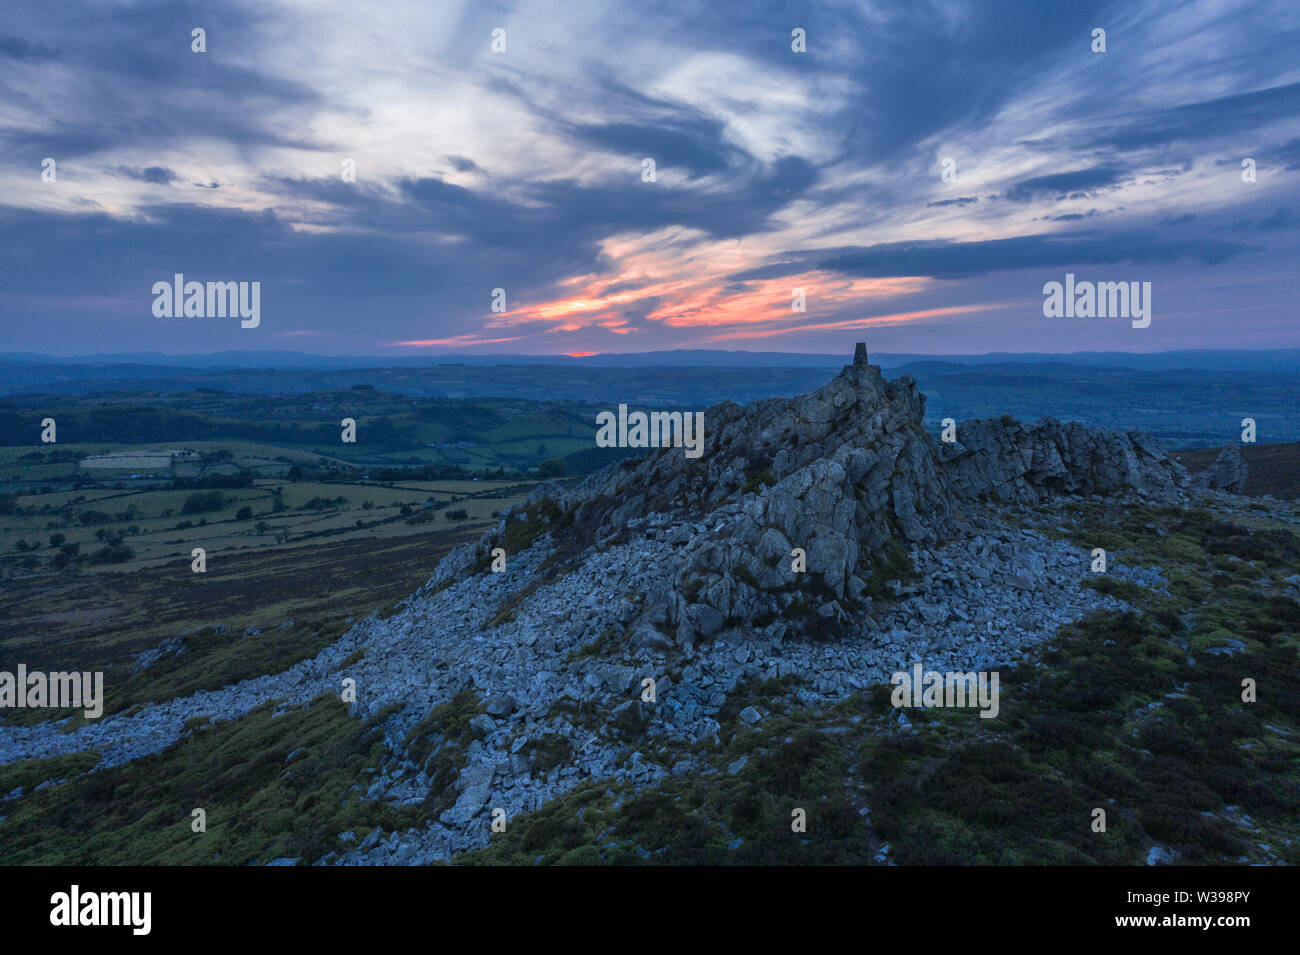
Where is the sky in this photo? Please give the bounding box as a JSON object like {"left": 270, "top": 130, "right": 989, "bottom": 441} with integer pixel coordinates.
{"left": 1, "top": 0, "right": 1298, "bottom": 358}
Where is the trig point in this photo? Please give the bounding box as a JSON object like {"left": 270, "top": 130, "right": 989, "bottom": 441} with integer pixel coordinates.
{"left": 853, "top": 341, "right": 868, "bottom": 366}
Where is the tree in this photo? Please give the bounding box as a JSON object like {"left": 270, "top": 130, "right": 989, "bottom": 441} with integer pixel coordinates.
{"left": 539, "top": 457, "right": 568, "bottom": 478}
{"left": 182, "top": 490, "right": 225, "bottom": 515}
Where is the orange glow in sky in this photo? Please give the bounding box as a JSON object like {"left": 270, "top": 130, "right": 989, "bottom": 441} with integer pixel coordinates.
{"left": 473, "top": 229, "right": 944, "bottom": 347}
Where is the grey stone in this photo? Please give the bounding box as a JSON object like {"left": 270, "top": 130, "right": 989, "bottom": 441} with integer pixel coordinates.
{"left": 1191, "top": 443, "right": 1248, "bottom": 493}
{"left": 468, "top": 714, "right": 497, "bottom": 734}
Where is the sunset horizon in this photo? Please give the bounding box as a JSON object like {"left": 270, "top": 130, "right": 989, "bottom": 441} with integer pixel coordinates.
{"left": 3, "top": 1, "right": 1297, "bottom": 357}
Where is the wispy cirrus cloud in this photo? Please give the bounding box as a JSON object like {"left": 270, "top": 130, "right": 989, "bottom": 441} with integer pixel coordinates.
{"left": 0, "top": 0, "right": 1297, "bottom": 356}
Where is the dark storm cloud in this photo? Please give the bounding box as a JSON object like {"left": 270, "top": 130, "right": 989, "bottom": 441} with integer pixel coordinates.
{"left": 655, "top": 0, "right": 1112, "bottom": 166}
{"left": 1256, "top": 207, "right": 1298, "bottom": 231}
{"left": 1273, "top": 137, "right": 1300, "bottom": 171}
{"left": 495, "top": 73, "right": 754, "bottom": 180}
{"left": 2, "top": 0, "right": 1298, "bottom": 355}
{"left": 0, "top": 0, "right": 332, "bottom": 163}
{"left": 270, "top": 148, "right": 818, "bottom": 247}
{"left": 1043, "top": 211, "right": 1102, "bottom": 222}
{"left": 0, "top": 35, "right": 58, "bottom": 61}
{"left": 0, "top": 199, "right": 603, "bottom": 338}
{"left": 1092, "top": 83, "right": 1300, "bottom": 152}
{"left": 1234, "top": 207, "right": 1300, "bottom": 232}
{"left": 526, "top": 155, "right": 817, "bottom": 240}
{"left": 734, "top": 231, "right": 1256, "bottom": 282}
{"left": 117, "top": 165, "right": 178, "bottom": 184}
{"left": 445, "top": 156, "right": 483, "bottom": 174}
{"left": 568, "top": 118, "right": 743, "bottom": 178}
{"left": 1005, "top": 167, "right": 1129, "bottom": 202}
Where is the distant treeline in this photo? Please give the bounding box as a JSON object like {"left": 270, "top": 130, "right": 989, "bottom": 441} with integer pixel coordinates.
{"left": 562, "top": 445, "right": 643, "bottom": 473}
{"left": 0, "top": 407, "right": 422, "bottom": 449}
{"left": 364, "top": 463, "right": 479, "bottom": 481}
{"left": 171, "top": 472, "right": 256, "bottom": 489}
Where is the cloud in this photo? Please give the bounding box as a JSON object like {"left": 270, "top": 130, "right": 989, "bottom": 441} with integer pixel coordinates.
{"left": 1092, "top": 82, "right": 1300, "bottom": 152}
{"left": 565, "top": 115, "right": 745, "bottom": 179}
{"left": 444, "top": 155, "right": 482, "bottom": 174}
{"left": 117, "top": 165, "right": 178, "bottom": 185}
{"left": 0, "top": 0, "right": 1297, "bottom": 355}
{"left": 0, "top": 0, "right": 333, "bottom": 165}
{"left": 1005, "top": 167, "right": 1129, "bottom": 202}
{"left": 736, "top": 231, "right": 1256, "bottom": 282}
{"left": 1241, "top": 207, "right": 1299, "bottom": 232}
{"left": 1273, "top": 136, "right": 1300, "bottom": 171}
{"left": 0, "top": 34, "right": 58, "bottom": 61}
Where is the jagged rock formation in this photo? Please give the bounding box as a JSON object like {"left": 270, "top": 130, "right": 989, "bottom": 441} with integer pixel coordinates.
{"left": 431, "top": 347, "right": 1192, "bottom": 649}
{"left": 1191, "top": 442, "right": 1248, "bottom": 493}
{"left": 939, "top": 416, "right": 1187, "bottom": 502}
{"left": 3, "top": 344, "right": 1240, "bottom": 865}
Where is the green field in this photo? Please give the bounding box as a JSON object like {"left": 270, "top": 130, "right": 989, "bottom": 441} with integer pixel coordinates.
{"left": 0, "top": 426, "right": 543, "bottom": 726}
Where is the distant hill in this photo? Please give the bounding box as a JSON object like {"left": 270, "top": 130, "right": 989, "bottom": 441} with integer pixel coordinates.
{"left": 4, "top": 350, "right": 1299, "bottom": 449}
{"left": 1172, "top": 443, "right": 1300, "bottom": 500}
{"left": 5, "top": 347, "right": 1300, "bottom": 373}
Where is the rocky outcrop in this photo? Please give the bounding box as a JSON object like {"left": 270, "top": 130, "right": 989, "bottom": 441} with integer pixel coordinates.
{"left": 939, "top": 415, "right": 1188, "bottom": 503}
{"left": 3, "top": 345, "right": 1242, "bottom": 866}
{"left": 132, "top": 636, "right": 187, "bottom": 673}
{"left": 560, "top": 361, "right": 955, "bottom": 546}
{"left": 658, "top": 366, "right": 960, "bottom": 646}
{"left": 426, "top": 352, "right": 1193, "bottom": 650}
{"left": 1191, "top": 442, "right": 1248, "bottom": 493}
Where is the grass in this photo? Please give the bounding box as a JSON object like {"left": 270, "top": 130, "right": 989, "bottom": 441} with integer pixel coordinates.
{"left": 0, "top": 524, "right": 482, "bottom": 725}
{"left": 401, "top": 689, "right": 489, "bottom": 818}
{"left": 458, "top": 726, "right": 864, "bottom": 866}
{"left": 3, "top": 473, "right": 1298, "bottom": 866}
{"left": 563, "top": 627, "right": 628, "bottom": 663}
{"left": 0, "top": 751, "right": 100, "bottom": 797}
{"left": 1, "top": 469, "right": 529, "bottom": 581}
{"left": 462, "top": 502, "right": 1300, "bottom": 866}
{"left": 860, "top": 538, "right": 917, "bottom": 601}
{"left": 0, "top": 695, "right": 429, "bottom": 865}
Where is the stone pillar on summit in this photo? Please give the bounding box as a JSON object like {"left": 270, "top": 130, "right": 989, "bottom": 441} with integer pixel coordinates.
{"left": 853, "top": 342, "right": 868, "bottom": 367}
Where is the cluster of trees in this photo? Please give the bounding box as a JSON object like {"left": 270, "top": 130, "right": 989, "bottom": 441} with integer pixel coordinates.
{"left": 300, "top": 495, "right": 347, "bottom": 511}
{"left": 46, "top": 538, "right": 135, "bottom": 568}
{"left": 0, "top": 408, "right": 418, "bottom": 448}
{"left": 172, "top": 470, "right": 255, "bottom": 489}
{"left": 181, "top": 490, "right": 228, "bottom": 514}
{"left": 365, "top": 463, "right": 475, "bottom": 482}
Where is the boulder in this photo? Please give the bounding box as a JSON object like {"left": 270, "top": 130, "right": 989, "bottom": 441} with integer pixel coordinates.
{"left": 1191, "top": 443, "right": 1248, "bottom": 493}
